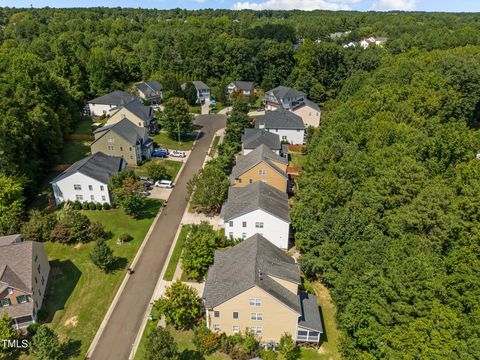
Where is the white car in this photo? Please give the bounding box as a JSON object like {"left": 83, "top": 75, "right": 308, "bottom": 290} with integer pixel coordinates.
{"left": 170, "top": 150, "right": 186, "bottom": 158}
{"left": 155, "top": 180, "right": 174, "bottom": 188}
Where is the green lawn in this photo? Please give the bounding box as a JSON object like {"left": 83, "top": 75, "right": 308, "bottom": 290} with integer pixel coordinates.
{"left": 209, "top": 136, "right": 221, "bottom": 157}
{"left": 59, "top": 141, "right": 91, "bottom": 164}
{"left": 289, "top": 151, "right": 307, "bottom": 168}
{"left": 163, "top": 225, "right": 191, "bottom": 281}
{"left": 189, "top": 105, "right": 201, "bottom": 114}
{"left": 72, "top": 118, "right": 94, "bottom": 135}
{"left": 152, "top": 131, "right": 198, "bottom": 151}
{"left": 36, "top": 200, "right": 162, "bottom": 360}
{"left": 135, "top": 159, "right": 183, "bottom": 181}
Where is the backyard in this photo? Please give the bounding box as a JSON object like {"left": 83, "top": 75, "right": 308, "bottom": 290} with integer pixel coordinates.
{"left": 152, "top": 131, "right": 198, "bottom": 151}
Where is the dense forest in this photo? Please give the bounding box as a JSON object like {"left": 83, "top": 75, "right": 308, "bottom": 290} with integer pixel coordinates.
{"left": 0, "top": 7, "right": 480, "bottom": 358}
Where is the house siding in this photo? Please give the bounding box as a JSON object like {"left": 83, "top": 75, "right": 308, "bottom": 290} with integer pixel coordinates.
{"left": 233, "top": 162, "right": 287, "bottom": 192}
{"left": 263, "top": 128, "right": 305, "bottom": 145}
{"left": 107, "top": 108, "right": 147, "bottom": 128}
{"left": 89, "top": 103, "right": 115, "bottom": 117}
{"left": 31, "top": 242, "right": 50, "bottom": 318}
{"left": 52, "top": 172, "right": 111, "bottom": 205}
{"left": 91, "top": 133, "right": 141, "bottom": 165}
{"left": 292, "top": 106, "right": 320, "bottom": 128}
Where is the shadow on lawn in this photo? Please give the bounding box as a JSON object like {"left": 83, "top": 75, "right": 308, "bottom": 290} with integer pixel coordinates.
{"left": 61, "top": 338, "right": 82, "bottom": 359}
{"left": 133, "top": 198, "right": 162, "bottom": 220}
{"left": 41, "top": 259, "right": 81, "bottom": 323}
{"left": 179, "top": 349, "right": 205, "bottom": 360}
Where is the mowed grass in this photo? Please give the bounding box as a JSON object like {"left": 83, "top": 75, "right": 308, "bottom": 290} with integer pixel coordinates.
{"left": 59, "top": 140, "right": 91, "bottom": 164}
{"left": 135, "top": 159, "right": 183, "bottom": 181}
{"left": 152, "top": 131, "right": 198, "bottom": 151}
{"left": 163, "top": 225, "right": 191, "bottom": 281}
{"left": 289, "top": 150, "right": 307, "bottom": 168}
{"left": 37, "top": 199, "right": 162, "bottom": 360}
{"left": 72, "top": 118, "right": 94, "bottom": 135}
{"left": 209, "top": 135, "right": 221, "bottom": 157}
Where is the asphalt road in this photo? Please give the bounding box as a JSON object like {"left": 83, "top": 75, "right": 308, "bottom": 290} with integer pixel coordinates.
{"left": 88, "top": 114, "right": 226, "bottom": 360}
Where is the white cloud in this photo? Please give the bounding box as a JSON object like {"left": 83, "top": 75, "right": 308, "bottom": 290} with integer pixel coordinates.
{"left": 371, "top": 0, "right": 416, "bottom": 11}
{"left": 233, "top": 0, "right": 358, "bottom": 11}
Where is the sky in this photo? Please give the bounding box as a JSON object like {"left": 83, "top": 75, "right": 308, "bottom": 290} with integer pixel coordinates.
{"left": 1, "top": 0, "right": 480, "bottom": 12}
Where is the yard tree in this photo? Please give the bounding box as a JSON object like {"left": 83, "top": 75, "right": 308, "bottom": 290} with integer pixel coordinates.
{"left": 278, "top": 333, "right": 301, "bottom": 360}
{"left": 32, "top": 325, "right": 63, "bottom": 360}
{"left": 144, "top": 326, "right": 178, "bottom": 360}
{"left": 0, "top": 313, "right": 17, "bottom": 355}
{"left": 160, "top": 97, "right": 194, "bottom": 141}
{"left": 90, "top": 239, "right": 116, "bottom": 272}
{"left": 152, "top": 280, "right": 202, "bottom": 330}
{"left": 0, "top": 174, "right": 25, "bottom": 236}
{"left": 181, "top": 222, "right": 217, "bottom": 280}
{"left": 182, "top": 81, "right": 198, "bottom": 106}
{"left": 146, "top": 162, "right": 168, "bottom": 182}
{"left": 112, "top": 177, "right": 146, "bottom": 217}
{"left": 193, "top": 326, "right": 220, "bottom": 355}
{"left": 109, "top": 169, "right": 137, "bottom": 190}
{"left": 49, "top": 209, "right": 92, "bottom": 244}
{"left": 21, "top": 210, "right": 56, "bottom": 243}
{"left": 187, "top": 160, "right": 229, "bottom": 214}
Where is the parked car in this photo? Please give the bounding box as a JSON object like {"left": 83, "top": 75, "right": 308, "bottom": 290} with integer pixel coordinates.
{"left": 139, "top": 190, "right": 150, "bottom": 197}
{"left": 155, "top": 180, "right": 174, "bottom": 188}
{"left": 139, "top": 176, "right": 153, "bottom": 184}
{"left": 170, "top": 150, "right": 186, "bottom": 158}
{"left": 151, "top": 150, "right": 168, "bottom": 158}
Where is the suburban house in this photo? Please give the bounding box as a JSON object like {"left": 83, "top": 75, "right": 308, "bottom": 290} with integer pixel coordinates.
{"left": 91, "top": 118, "right": 154, "bottom": 165}
{"left": 0, "top": 234, "right": 50, "bottom": 329}
{"left": 106, "top": 99, "right": 158, "bottom": 133}
{"left": 263, "top": 86, "right": 306, "bottom": 111}
{"left": 87, "top": 90, "right": 139, "bottom": 117}
{"left": 203, "top": 234, "right": 323, "bottom": 344}
{"left": 241, "top": 128, "right": 282, "bottom": 156}
{"left": 329, "top": 30, "right": 351, "bottom": 39}
{"left": 227, "top": 81, "right": 255, "bottom": 97}
{"left": 221, "top": 182, "right": 290, "bottom": 248}
{"left": 255, "top": 109, "right": 305, "bottom": 144}
{"left": 230, "top": 144, "right": 288, "bottom": 193}
{"left": 51, "top": 152, "right": 126, "bottom": 206}
{"left": 134, "top": 81, "right": 163, "bottom": 104}
{"left": 182, "top": 81, "right": 210, "bottom": 103}
{"left": 360, "top": 37, "right": 388, "bottom": 49}
{"left": 291, "top": 99, "right": 321, "bottom": 128}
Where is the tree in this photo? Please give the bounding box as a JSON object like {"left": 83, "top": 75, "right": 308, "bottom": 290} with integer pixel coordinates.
{"left": 278, "top": 333, "right": 301, "bottom": 360}
{"left": 187, "top": 160, "right": 229, "bottom": 214}
{"left": 0, "top": 175, "right": 25, "bottom": 236}
{"left": 160, "top": 97, "right": 194, "bottom": 141}
{"left": 181, "top": 222, "right": 218, "bottom": 280}
{"left": 21, "top": 210, "right": 56, "bottom": 242}
{"left": 32, "top": 325, "right": 63, "bottom": 360}
{"left": 193, "top": 326, "right": 220, "bottom": 355}
{"left": 90, "top": 239, "right": 116, "bottom": 272}
{"left": 183, "top": 81, "right": 199, "bottom": 106}
{"left": 146, "top": 162, "right": 168, "bottom": 182}
{"left": 152, "top": 280, "right": 202, "bottom": 330}
{"left": 112, "top": 177, "right": 146, "bottom": 217}
{"left": 49, "top": 209, "right": 92, "bottom": 244}
{"left": 241, "top": 329, "right": 260, "bottom": 355}
{"left": 145, "top": 326, "right": 178, "bottom": 360}
{"left": 0, "top": 313, "right": 17, "bottom": 355}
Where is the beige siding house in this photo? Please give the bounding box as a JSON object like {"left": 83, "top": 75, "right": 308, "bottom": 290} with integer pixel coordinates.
{"left": 106, "top": 99, "right": 158, "bottom": 133}
{"left": 203, "top": 234, "right": 323, "bottom": 344}
{"left": 291, "top": 99, "right": 321, "bottom": 128}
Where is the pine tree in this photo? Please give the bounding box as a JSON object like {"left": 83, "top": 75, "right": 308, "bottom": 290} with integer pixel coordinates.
{"left": 90, "top": 239, "right": 115, "bottom": 272}
{"left": 32, "top": 325, "right": 63, "bottom": 360}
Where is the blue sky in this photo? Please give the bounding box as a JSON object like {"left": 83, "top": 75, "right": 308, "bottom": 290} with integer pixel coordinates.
{"left": 0, "top": 0, "right": 480, "bottom": 12}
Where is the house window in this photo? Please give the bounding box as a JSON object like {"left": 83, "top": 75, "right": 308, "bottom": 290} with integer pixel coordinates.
{"left": 108, "top": 138, "right": 114, "bottom": 143}
{"left": 233, "top": 312, "right": 239, "bottom": 319}
{"left": 214, "top": 311, "right": 220, "bottom": 318}
{"left": 275, "top": 129, "right": 278, "bottom": 132}
{"left": 0, "top": 299, "right": 11, "bottom": 307}
{"left": 237, "top": 178, "right": 242, "bottom": 183}
{"left": 242, "top": 233, "right": 246, "bottom": 239}
{"left": 129, "top": 147, "right": 133, "bottom": 151}
{"left": 76, "top": 195, "right": 83, "bottom": 201}
{"left": 7, "top": 288, "right": 13, "bottom": 295}
{"left": 74, "top": 184, "right": 81, "bottom": 190}
{"left": 89, "top": 185, "right": 93, "bottom": 191}
{"left": 249, "top": 299, "right": 261, "bottom": 307}
{"left": 255, "top": 222, "right": 264, "bottom": 229}
{"left": 35, "top": 277, "right": 38, "bottom": 284}
{"left": 38, "top": 289, "right": 42, "bottom": 297}
{"left": 213, "top": 324, "right": 220, "bottom": 332}
{"left": 229, "top": 232, "right": 233, "bottom": 238}
{"left": 139, "top": 122, "right": 142, "bottom": 126}
{"left": 120, "top": 146, "right": 123, "bottom": 151}
{"left": 35, "top": 300, "right": 38, "bottom": 309}
{"left": 41, "top": 276, "right": 45, "bottom": 285}
{"left": 242, "top": 221, "right": 247, "bottom": 228}
{"left": 38, "top": 264, "right": 41, "bottom": 273}
{"left": 35, "top": 255, "right": 38, "bottom": 262}
{"left": 259, "top": 169, "right": 266, "bottom": 175}
{"left": 232, "top": 326, "right": 240, "bottom": 334}
{"left": 16, "top": 295, "right": 29, "bottom": 304}
{"left": 102, "top": 196, "right": 106, "bottom": 202}
{"left": 251, "top": 326, "right": 262, "bottom": 335}
{"left": 90, "top": 195, "right": 95, "bottom": 201}
{"left": 251, "top": 313, "right": 263, "bottom": 321}
{"left": 100, "top": 185, "right": 104, "bottom": 191}
{"left": 229, "top": 221, "right": 233, "bottom": 227}
{"left": 282, "top": 136, "right": 287, "bottom": 140}
{"left": 248, "top": 179, "right": 253, "bottom": 184}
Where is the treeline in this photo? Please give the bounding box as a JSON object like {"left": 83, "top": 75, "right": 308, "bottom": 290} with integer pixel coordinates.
{"left": 291, "top": 46, "right": 480, "bottom": 358}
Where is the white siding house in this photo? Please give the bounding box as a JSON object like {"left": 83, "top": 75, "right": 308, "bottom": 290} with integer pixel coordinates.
{"left": 255, "top": 109, "right": 305, "bottom": 145}
{"left": 87, "top": 90, "right": 139, "bottom": 117}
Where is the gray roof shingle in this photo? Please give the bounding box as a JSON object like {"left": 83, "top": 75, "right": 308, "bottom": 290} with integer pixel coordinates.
{"left": 182, "top": 81, "right": 210, "bottom": 91}
{"left": 298, "top": 291, "right": 324, "bottom": 333}
{"left": 51, "top": 152, "right": 124, "bottom": 185}
{"left": 111, "top": 99, "right": 153, "bottom": 122}
{"left": 231, "top": 81, "right": 254, "bottom": 92}
{"left": 292, "top": 99, "right": 321, "bottom": 112}
{"left": 0, "top": 240, "right": 38, "bottom": 293}
{"left": 135, "top": 81, "right": 163, "bottom": 98}
{"left": 222, "top": 182, "right": 291, "bottom": 223}
{"left": 241, "top": 129, "right": 281, "bottom": 151}
{"left": 203, "top": 234, "right": 301, "bottom": 313}
{"left": 265, "top": 86, "right": 306, "bottom": 100}
{"left": 88, "top": 90, "right": 138, "bottom": 106}
{"left": 231, "top": 144, "right": 287, "bottom": 180}
{"left": 93, "top": 118, "right": 149, "bottom": 147}
{"left": 255, "top": 109, "right": 305, "bottom": 130}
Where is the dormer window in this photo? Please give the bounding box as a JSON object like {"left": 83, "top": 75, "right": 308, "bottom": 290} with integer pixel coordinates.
{"left": 7, "top": 288, "right": 13, "bottom": 295}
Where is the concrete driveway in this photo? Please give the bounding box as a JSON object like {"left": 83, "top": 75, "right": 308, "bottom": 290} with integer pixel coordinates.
{"left": 87, "top": 114, "right": 227, "bottom": 360}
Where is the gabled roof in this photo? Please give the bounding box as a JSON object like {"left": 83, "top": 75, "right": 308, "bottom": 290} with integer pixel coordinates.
{"left": 221, "top": 181, "right": 291, "bottom": 223}
{"left": 241, "top": 128, "right": 281, "bottom": 151}
{"left": 93, "top": 118, "right": 149, "bottom": 147}
{"left": 0, "top": 234, "right": 22, "bottom": 247}
{"left": 298, "top": 291, "right": 324, "bottom": 333}
{"left": 292, "top": 99, "right": 321, "bottom": 112}
{"left": 51, "top": 152, "right": 124, "bottom": 185}
{"left": 230, "top": 81, "right": 254, "bottom": 92}
{"left": 182, "top": 81, "right": 210, "bottom": 91}
{"left": 135, "top": 81, "right": 163, "bottom": 97}
{"left": 255, "top": 109, "right": 305, "bottom": 130}
{"left": 231, "top": 144, "right": 288, "bottom": 180}
{"left": 204, "top": 234, "right": 301, "bottom": 312}
{"left": 88, "top": 90, "right": 138, "bottom": 106}
{"left": 110, "top": 99, "right": 153, "bottom": 122}
{"left": 0, "top": 240, "right": 39, "bottom": 294}
{"left": 265, "top": 86, "right": 306, "bottom": 100}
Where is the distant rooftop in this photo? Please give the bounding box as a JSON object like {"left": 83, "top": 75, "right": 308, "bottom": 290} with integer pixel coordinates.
{"left": 88, "top": 90, "right": 138, "bottom": 106}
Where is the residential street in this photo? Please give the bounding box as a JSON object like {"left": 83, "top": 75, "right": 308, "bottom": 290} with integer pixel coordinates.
{"left": 87, "top": 114, "right": 226, "bottom": 360}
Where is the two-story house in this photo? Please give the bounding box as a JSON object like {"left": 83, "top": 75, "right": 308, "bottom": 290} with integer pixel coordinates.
{"left": 91, "top": 118, "right": 154, "bottom": 165}
{"left": 230, "top": 144, "right": 288, "bottom": 193}
{"left": 203, "top": 234, "right": 323, "bottom": 344}
{"left": 182, "top": 81, "right": 210, "bottom": 103}
{"left": 221, "top": 182, "right": 290, "bottom": 248}
{"left": 291, "top": 99, "right": 321, "bottom": 128}
{"left": 255, "top": 109, "right": 305, "bottom": 145}
{"left": 263, "top": 86, "right": 306, "bottom": 111}
{"left": 106, "top": 99, "right": 158, "bottom": 133}
{"left": 227, "top": 81, "right": 254, "bottom": 97}
{"left": 87, "top": 90, "right": 139, "bottom": 117}
{"left": 50, "top": 152, "right": 126, "bottom": 206}
{"left": 134, "top": 81, "right": 163, "bottom": 104}
{"left": 0, "top": 234, "right": 50, "bottom": 329}
{"left": 241, "top": 129, "right": 282, "bottom": 156}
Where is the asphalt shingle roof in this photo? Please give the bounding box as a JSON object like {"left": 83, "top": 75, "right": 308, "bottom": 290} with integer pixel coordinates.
{"left": 241, "top": 129, "right": 281, "bottom": 151}
{"left": 222, "top": 182, "right": 291, "bottom": 223}
{"left": 231, "top": 144, "right": 288, "bottom": 180}
{"left": 204, "top": 234, "right": 301, "bottom": 313}
{"left": 111, "top": 99, "right": 153, "bottom": 122}
{"left": 51, "top": 152, "right": 124, "bottom": 185}
{"left": 298, "top": 291, "right": 324, "bottom": 333}
{"left": 231, "top": 81, "right": 254, "bottom": 92}
{"left": 182, "top": 81, "right": 210, "bottom": 91}
{"left": 292, "top": 99, "right": 321, "bottom": 112}
{"left": 265, "top": 86, "right": 306, "bottom": 100}
{"left": 0, "top": 240, "right": 39, "bottom": 293}
{"left": 255, "top": 109, "right": 305, "bottom": 130}
{"left": 135, "top": 81, "right": 163, "bottom": 98}
{"left": 93, "top": 118, "right": 149, "bottom": 147}
{"left": 88, "top": 90, "right": 138, "bottom": 106}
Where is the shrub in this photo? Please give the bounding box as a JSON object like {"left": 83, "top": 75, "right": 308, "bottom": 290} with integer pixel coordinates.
{"left": 88, "top": 201, "right": 96, "bottom": 210}
{"left": 81, "top": 202, "right": 89, "bottom": 210}
{"left": 90, "top": 239, "right": 116, "bottom": 272}
{"left": 95, "top": 202, "right": 103, "bottom": 210}
{"left": 119, "top": 233, "right": 133, "bottom": 243}
{"left": 102, "top": 202, "right": 111, "bottom": 210}
{"left": 242, "top": 329, "right": 260, "bottom": 356}
{"left": 145, "top": 326, "right": 178, "bottom": 360}
{"left": 89, "top": 221, "right": 106, "bottom": 240}
{"left": 27, "top": 323, "right": 40, "bottom": 336}
{"left": 21, "top": 210, "right": 57, "bottom": 243}
{"left": 73, "top": 200, "right": 82, "bottom": 210}
{"left": 193, "top": 326, "right": 220, "bottom": 355}
{"left": 279, "top": 333, "right": 301, "bottom": 360}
